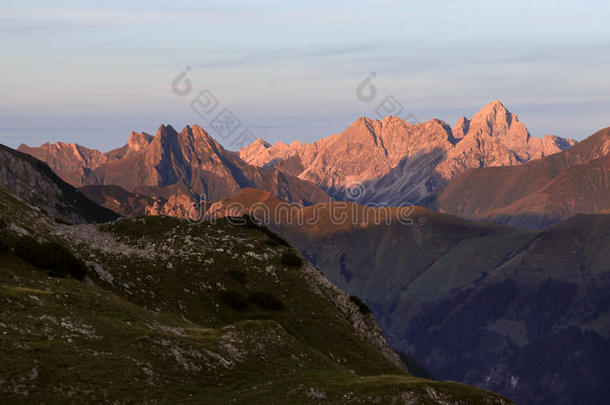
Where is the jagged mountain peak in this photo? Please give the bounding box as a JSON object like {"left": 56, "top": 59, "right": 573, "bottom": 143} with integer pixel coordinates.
{"left": 251, "top": 137, "right": 271, "bottom": 148}
{"left": 469, "top": 100, "right": 517, "bottom": 135}
{"left": 155, "top": 124, "right": 178, "bottom": 138}
{"left": 474, "top": 100, "right": 510, "bottom": 118}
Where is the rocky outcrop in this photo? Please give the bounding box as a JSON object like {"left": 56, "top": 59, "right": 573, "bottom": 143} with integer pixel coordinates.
{"left": 0, "top": 144, "right": 119, "bottom": 224}
{"left": 78, "top": 184, "right": 203, "bottom": 218}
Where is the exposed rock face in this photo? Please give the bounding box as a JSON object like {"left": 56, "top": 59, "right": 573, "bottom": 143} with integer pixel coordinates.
{"left": 78, "top": 184, "right": 203, "bottom": 218}
{"left": 206, "top": 187, "right": 610, "bottom": 405}
{"left": 19, "top": 125, "right": 330, "bottom": 208}
{"left": 240, "top": 101, "right": 576, "bottom": 204}
{"left": 145, "top": 193, "right": 203, "bottom": 218}
{"left": 425, "top": 127, "right": 610, "bottom": 228}
{"left": 0, "top": 144, "right": 119, "bottom": 224}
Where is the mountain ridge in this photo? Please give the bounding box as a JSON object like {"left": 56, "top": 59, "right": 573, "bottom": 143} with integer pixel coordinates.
{"left": 425, "top": 126, "right": 610, "bottom": 228}
{"left": 19, "top": 124, "right": 330, "bottom": 207}
{"left": 19, "top": 101, "right": 576, "bottom": 212}
{"left": 238, "top": 100, "right": 577, "bottom": 203}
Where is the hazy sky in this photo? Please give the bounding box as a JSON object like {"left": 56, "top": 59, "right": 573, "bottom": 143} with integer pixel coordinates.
{"left": 2, "top": 0, "right": 609, "bottom": 151}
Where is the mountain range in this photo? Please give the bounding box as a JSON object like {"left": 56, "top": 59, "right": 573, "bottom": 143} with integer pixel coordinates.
{"left": 20, "top": 101, "right": 609, "bottom": 230}
{"left": 19, "top": 124, "right": 329, "bottom": 208}
{"left": 239, "top": 100, "right": 576, "bottom": 204}
{"left": 19, "top": 101, "right": 581, "bottom": 224}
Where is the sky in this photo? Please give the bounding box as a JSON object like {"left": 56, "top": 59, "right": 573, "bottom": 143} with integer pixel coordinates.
{"left": 1, "top": 0, "right": 609, "bottom": 151}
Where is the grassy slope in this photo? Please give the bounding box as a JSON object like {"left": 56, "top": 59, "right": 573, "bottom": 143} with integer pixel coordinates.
{"left": 0, "top": 188, "right": 510, "bottom": 404}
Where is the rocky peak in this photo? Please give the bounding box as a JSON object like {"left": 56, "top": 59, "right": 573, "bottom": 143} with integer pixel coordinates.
{"left": 469, "top": 100, "right": 516, "bottom": 137}
{"left": 240, "top": 137, "right": 281, "bottom": 165}
{"left": 127, "top": 131, "right": 153, "bottom": 152}
{"left": 253, "top": 137, "right": 271, "bottom": 148}
{"left": 453, "top": 116, "right": 470, "bottom": 140}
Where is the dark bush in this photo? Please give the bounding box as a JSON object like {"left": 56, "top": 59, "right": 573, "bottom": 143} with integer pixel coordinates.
{"left": 13, "top": 236, "right": 87, "bottom": 280}
{"left": 217, "top": 290, "right": 249, "bottom": 311}
{"left": 54, "top": 217, "right": 72, "bottom": 225}
{"left": 249, "top": 291, "right": 285, "bottom": 311}
{"left": 0, "top": 238, "right": 8, "bottom": 253}
{"left": 242, "top": 215, "right": 290, "bottom": 247}
{"left": 261, "top": 228, "right": 290, "bottom": 247}
{"left": 349, "top": 295, "right": 371, "bottom": 314}
{"left": 242, "top": 214, "right": 260, "bottom": 229}
{"left": 280, "top": 249, "right": 303, "bottom": 267}
{"left": 102, "top": 217, "right": 181, "bottom": 239}
{"left": 229, "top": 269, "right": 247, "bottom": 284}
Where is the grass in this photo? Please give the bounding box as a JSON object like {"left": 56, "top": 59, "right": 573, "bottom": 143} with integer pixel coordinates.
{"left": 0, "top": 201, "right": 512, "bottom": 404}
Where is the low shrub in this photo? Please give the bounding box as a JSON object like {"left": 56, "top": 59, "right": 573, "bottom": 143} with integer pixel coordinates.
{"left": 280, "top": 249, "right": 303, "bottom": 267}
{"left": 242, "top": 215, "right": 290, "bottom": 247}
{"left": 229, "top": 269, "right": 247, "bottom": 284}
{"left": 0, "top": 238, "right": 8, "bottom": 253}
{"left": 54, "top": 217, "right": 73, "bottom": 225}
{"left": 13, "top": 236, "right": 87, "bottom": 280}
{"left": 102, "top": 217, "right": 181, "bottom": 239}
{"left": 217, "top": 290, "right": 249, "bottom": 311}
{"left": 349, "top": 295, "right": 371, "bottom": 314}
{"left": 260, "top": 228, "right": 290, "bottom": 247}
{"left": 249, "top": 291, "right": 285, "bottom": 311}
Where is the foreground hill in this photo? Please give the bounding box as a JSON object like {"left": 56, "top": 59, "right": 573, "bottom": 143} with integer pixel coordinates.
{"left": 0, "top": 187, "right": 509, "bottom": 404}
{"left": 0, "top": 144, "right": 119, "bottom": 224}
{"left": 425, "top": 127, "right": 610, "bottom": 228}
{"left": 208, "top": 188, "right": 610, "bottom": 405}
{"left": 239, "top": 101, "right": 575, "bottom": 203}
{"left": 18, "top": 124, "right": 329, "bottom": 206}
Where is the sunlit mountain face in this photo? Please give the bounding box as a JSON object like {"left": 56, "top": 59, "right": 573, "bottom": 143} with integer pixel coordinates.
{"left": 3, "top": 2, "right": 610, "bottom": 404}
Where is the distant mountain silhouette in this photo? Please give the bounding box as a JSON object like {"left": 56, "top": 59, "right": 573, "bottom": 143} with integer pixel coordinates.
{"left": 0, "top": 144, "right": 119, "bottom": 224}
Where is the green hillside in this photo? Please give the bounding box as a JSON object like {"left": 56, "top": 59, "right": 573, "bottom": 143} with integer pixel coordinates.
{"left": 0, "top": 188, "right": 510, "bottom": 404}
